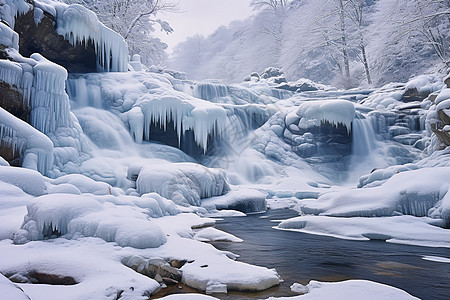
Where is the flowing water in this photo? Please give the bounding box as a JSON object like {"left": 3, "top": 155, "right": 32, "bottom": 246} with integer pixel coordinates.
{"left": 210, "top": 209, "right": 450, "bottom": 300}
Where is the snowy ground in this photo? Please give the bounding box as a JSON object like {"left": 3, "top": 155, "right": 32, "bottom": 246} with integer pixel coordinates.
{"left": 1, "top": 1, "right": 449, "bottom": 299}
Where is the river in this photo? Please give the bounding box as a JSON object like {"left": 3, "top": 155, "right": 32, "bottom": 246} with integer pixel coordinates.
{"left": 210, "top": 209, "right": 450, "bottom": 300}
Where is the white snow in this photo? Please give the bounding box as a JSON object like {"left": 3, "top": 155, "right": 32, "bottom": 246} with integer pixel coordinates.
{"left": 268, "top": 280, "right": 418, "bottom": 299}
{"left": 299, "top": 167, "right": 450, "bottom": 219}
{"left": 0, "top": 274, "right": 30, "bottom": 300}
{"left": 194, "top": 227, "right": 243, "bottom": 243}
{"left": 277, "top": 215, "right": 450, "bottom": 248}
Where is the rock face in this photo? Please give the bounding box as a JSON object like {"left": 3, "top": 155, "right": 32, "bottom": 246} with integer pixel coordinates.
{"left": 444, "top": 75, "right": 450, "bottom": 88}
{"left": 401, "top": 87, "right": 430, "bottom": 102}
{"left": 431, "top": 109, "right": 450, "bottom": 146}
{"left": 0, "top": 81, "right": 28, "bottom": 122}
{"left": 15, "top": 8, "right": 97, "bottom": 73}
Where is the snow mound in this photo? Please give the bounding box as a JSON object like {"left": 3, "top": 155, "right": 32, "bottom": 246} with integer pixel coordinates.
{"left": 182, "top": 257, "right": 280, "bottom": 292}
{"left": 15, "top": 194, "right": 167, "bottom": 248}
{"left": 50, "top": 174, "right": 117, "bottom": 196}
{"left": 136, "top": 163, "right": 230, "bottom": 206}
{"left": 201, "top": 189, "right": 267, "bottom": 213}
{"left": 0, "top": 166, "right": 46, "bottom": 196}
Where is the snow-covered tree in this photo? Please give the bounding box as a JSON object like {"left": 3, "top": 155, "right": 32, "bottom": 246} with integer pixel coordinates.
{"left": 62, "top": 0, "right": 176, "bottom": 67}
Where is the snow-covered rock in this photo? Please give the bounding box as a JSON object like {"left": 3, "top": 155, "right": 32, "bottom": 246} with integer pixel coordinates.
{"left": 15, "top": 194, "right": 167, "bottom": 248}
{"left": 136, "top": 163, "right": 230, "bottom": 206}
{"left": 201, "top": 189, "right": 267, "bottom": 213}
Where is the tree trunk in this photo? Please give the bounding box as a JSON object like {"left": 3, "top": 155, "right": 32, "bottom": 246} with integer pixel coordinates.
{"left": 361, "top": 44, "right": 372, "bottom": 85}
{"left": 338, "top": 0, "right": 351, "bottom": 78}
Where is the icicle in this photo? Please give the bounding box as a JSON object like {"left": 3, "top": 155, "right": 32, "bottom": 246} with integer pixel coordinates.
{"left": 54, "top": 4, "right": 128, "bottom": 72}
{"left": 137, "top": 94, "right": 227, "bottom": 152}
{"left": 0, "top": 107, "right": 53, "bottom": 175}
{"left": 297, "top": 100, "right": 355, "bottom": 134}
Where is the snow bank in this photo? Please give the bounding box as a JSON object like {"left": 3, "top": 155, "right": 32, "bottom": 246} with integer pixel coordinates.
{"left": 0, "top": 166, "right": 46, "bottom": 196}
{"left": 277, "top": 215, "right": 450, "bottom": 248}
{"left": 0, "top": 274, "right": 30, "bottom": 300}
{"left": 201, "top": 188, "right": 267, "bottom": 213}
{"left": 136, "top": 163, "right": 230, "bottom": 206}
{"left": 15, "top": 194, "right": 167, "bottom": 248}
{"left": 296, "top": 100, "right": 355, "bottom": 133}
{"left": 269, "top": 280, "right": 418, "bottom": 299}
{"left": 300, "top": 168, "right": 450, "bottom": 220}
{"left": 0, "top": 239, "right": 161, "bottom": 299}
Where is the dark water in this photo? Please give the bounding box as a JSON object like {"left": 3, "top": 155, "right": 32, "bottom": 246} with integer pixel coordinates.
{"left": 209, "top": 209, "right": 450, "bottom": 300}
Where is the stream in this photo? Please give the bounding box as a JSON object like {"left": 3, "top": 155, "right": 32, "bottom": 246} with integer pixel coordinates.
{"left": 210, "top": 209, "right": 450, "bottom": 300}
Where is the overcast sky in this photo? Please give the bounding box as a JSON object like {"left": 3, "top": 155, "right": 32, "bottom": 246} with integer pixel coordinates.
{"left": 155, "top": 0, "right": 253, "bottom": 54}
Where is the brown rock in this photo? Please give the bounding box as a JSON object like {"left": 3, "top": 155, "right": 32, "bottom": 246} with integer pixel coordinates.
{"left": 444, "top": 75, "right": 450, "bottom": 88}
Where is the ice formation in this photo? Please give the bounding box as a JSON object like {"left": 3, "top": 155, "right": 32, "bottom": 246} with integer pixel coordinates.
{"left": 0, "top": 108, "right": 53, "bottom": 175}
{"left": 33, "top": 0, "right": 129, "bottom": 72}
{"left": 30, "top": 53, "right": 71, "bottom": 133}
{"left": 137, "top": 93, "right": 227, "bottom": 152}
{"left": 296, "top": 100, "right": 355, "bottom": 133}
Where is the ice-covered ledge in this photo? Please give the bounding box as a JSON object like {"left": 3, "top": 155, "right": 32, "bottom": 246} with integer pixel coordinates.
{"left": 296, "top": 100, "right": 355, "bottom": 133}
{"left": 0, "top": 107, "right": 53, "bottom": 175}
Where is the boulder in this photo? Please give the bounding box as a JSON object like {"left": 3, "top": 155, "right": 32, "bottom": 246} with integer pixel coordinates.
{"left": 401, "top": 87, "right": 430, "bottom": 102}
{"left": 444, "top": 74, "right": 450, "bottom": 88}
{"left": 122, "top": 256, "right": 183, "bottom": 283}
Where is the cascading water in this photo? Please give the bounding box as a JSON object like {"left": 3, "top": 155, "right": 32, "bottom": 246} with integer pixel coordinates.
{"left": 193, "top": 82, "right": 229, "bottom": 101}
{"left": 352, "top": 113, "right": 377, "bottom": 156}
{"left": 66, "top": 76, "right": 103, "bottom": 108}
{"left": 346, "top": 112, "right": 381, "bottom": 184}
